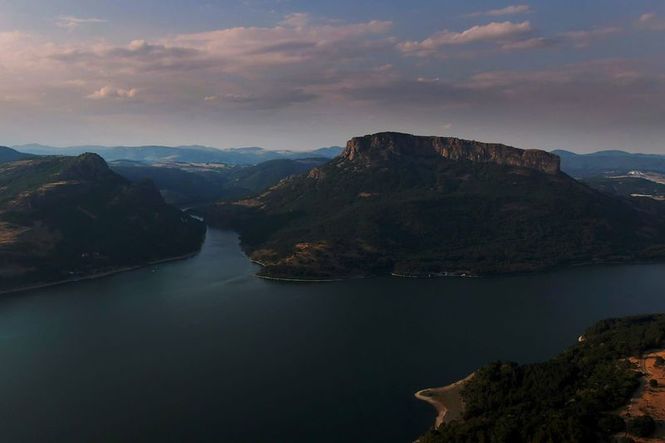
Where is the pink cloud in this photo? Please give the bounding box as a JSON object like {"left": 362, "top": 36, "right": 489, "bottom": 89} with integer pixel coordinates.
{"left": 87, "top": 86, "right": 138, "bottom": 100}
{"left": 467, "top": 4, "right": 532, "bottom": 18}
{"left": 638, "top": 12, "right": 665, "bottom": 31}
{"left": 399, "top": 21, "right": 532, "bottom": 56}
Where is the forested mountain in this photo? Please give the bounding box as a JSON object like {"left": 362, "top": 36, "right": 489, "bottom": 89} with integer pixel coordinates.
{"left": 206, "top": 132, "right": 665, "bottom": 280}
{"left": 419, "top": 314, "right": 665, "bottom": 442}
{"left": 0, "top": 146, "right": 33, "bottom": 164}
{"left": 0, "top": 154, "right": 205, "bottom": 292}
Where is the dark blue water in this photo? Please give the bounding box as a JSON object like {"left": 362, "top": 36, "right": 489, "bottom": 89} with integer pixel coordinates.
{"left": 1, "top": 228, "right": 665, "bottom": 442}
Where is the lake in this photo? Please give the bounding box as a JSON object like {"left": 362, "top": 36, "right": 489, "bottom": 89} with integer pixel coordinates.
{"left": 2, "top": 228, "right": 665, "bottom": 442}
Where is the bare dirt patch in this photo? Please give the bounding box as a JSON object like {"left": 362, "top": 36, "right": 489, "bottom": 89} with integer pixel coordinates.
{"left": 415, "top": 373, "right": 475, "bottom": 429}
{"left": 620, "top": 350, "right": 665, "bottom": 441}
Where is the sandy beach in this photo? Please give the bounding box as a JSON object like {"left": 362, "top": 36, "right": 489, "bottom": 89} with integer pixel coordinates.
{"left": 415, "top": 373, "right": 475, "bottom": 429}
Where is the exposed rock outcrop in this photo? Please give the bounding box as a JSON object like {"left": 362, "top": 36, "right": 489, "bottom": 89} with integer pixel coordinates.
{"left": 59, "top": 153, "right": 119, "bottom": 182}
{"left": 343, "top": 132, "right": 560, "bottom": 175}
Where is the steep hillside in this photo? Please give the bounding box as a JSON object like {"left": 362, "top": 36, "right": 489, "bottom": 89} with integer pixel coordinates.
{"left": 0, "top": 154, "right": 205, "bottom": 292}
{"left": 206, "top": 132, "right": 665, "bottom": 279}
{"left": 0, "top": 146, "right": 33, "bottom": 164}
{"left": 419, "top": 314, "right": 665, "bottom": 442}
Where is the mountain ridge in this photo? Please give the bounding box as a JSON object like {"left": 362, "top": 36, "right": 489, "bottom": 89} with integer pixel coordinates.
{"left": 12, "top": 143, "right": 344, "bottom": 165}
{"left": 205, "top": 132, "right": 665, "bottom": 280}
{"left": 0, "top": 153, "right": 205, "bottom": 292}
{"left": 346, "top": 132, "right": 560, "bottom": 174}
{"left": 0, "top": 146, "right": 33, "bottom": 164}
{"left": 551, "top": 149, "right": 665, "bottom": 177}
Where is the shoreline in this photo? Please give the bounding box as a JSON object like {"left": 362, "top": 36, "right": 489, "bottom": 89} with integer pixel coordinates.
{"left": 391, "top": 272, "right": 478, "bottom": 279}
{"left": 217, "top": 227, "right": 665, "bottom": 284}
{"left": 0, "top": 251, "right": 200, "bottom": 296}
{"left": 251, "top": 257, "right": 665, "bottom": 284}
{"left": 415, "top": 373, "right": 475, "bottom": 429}
{"left": 256, "top": 274, "right": 344, "bottom": 283}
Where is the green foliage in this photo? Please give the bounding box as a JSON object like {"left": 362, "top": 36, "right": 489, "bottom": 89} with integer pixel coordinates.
{"left": 206, "top": 143, "right": 665, "bottom": 279}
{"left": 0, "top": 154, "right": 205, "bottom": 291}
{"left": 597, "top": 414, "right": 625, "bottom": 434}
{"left": 0, "top": 146, "right": 33, "bottom": 164}
{"left": 420, "top": 315, "right": 665, "bottom": 443}
{"left": 626, "top": 415, "right": 655, "bottom": 437}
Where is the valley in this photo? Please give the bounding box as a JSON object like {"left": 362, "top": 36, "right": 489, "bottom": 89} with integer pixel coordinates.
{"left": 4, "top": 136, "right": 665, "bottom": 442}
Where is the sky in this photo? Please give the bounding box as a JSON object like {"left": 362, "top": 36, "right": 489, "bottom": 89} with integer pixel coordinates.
{"left": 0, "top": 0, "right": 664, "bottom": 152}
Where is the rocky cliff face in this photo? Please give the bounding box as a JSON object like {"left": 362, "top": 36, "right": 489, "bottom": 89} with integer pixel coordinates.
{"left": 343, "top": 132, "right": 560, "bottom": 175}
{"left": 59, "top": 153, "right": 119, "bottom": 182}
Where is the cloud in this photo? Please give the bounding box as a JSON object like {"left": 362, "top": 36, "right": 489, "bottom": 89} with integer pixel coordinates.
{"left": 50, "top": 13, "right": 393, "bottom": 75}
{"left": 1, "top": 11, "right": 664, "bottom": 151}
{"left": 638, "top": 12, "right": 665, "bottom": 31}
{"left": 499, "top": 26, "right": 621, "bottom": 52}
{"left": 23, "top": 13, "right": 393, "bottom": 111}
{"left": 467, "top": 5, "right": 532, "bottom": 17}
{"left": 56, "top": 16, "right": 107, "bottom": 30}
{"left": 87, "top": 86, "right": 138, "bottom": 100}
{"left": 561, "top": 26, "right": 621, "bottom": 47}
{"left": 399, "top": 21, "right": 532, "bottom": 56}
{"left": 500, "top": 36, "right": 557, "bottom": 50}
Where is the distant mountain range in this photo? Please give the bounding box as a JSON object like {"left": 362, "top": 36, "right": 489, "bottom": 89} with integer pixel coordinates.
{"left": 13, "top": 144, "right": 665, "bottom": 175}
{"left": 553, "top": 149, "right": 665, "bottom": 177}
{"left": 0, "top": 151, "right": 205, "bottom": 292}
{"left": 0, "top": 146, "right": 33, "bottom": 163}
{"left": 110, "top": 157, "right": 330, "bottom": 206}
{"left": 205, "top": 132, "right": 665, "bottom": 280}
{"left": 12, "top": 143, "right": 344, "bottom": 165}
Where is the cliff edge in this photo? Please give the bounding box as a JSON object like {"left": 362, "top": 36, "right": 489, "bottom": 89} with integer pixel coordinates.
{"left": 343, "top": 132, "right": 560, "bottom": 175}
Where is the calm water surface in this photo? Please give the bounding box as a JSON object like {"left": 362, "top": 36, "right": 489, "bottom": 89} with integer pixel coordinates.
{"left": 1, "top": 228, "right": 665, "bottom": 442}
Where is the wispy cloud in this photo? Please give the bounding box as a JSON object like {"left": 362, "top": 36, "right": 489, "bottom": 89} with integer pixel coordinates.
{"left": 500, "top": 36, "right": 556, "bottom": 51}
{"left": 561, "top": 26, "right": 622, "bottom": 47}
{"left": 467, "top": 4, "right": 532, "bottom": 18}
{"left": 7, "top": 14, "right": 395, "bottom": 111}
{"left": 498, "top": 25, "right": 620, "bottom": 52}
{"left": 87, "top": 86, "right": 138, "bottom": 100}
{"left": 638, "top": 12, "right": 665, "bottom": 31}
{"left": 399, "top": 21, "right": 532, "bottom": 56}
{"left": 56, "top": 16, "right": 108, "bottom": 31}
